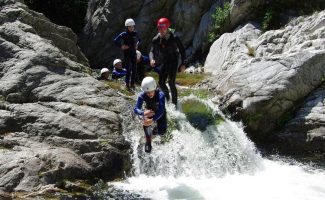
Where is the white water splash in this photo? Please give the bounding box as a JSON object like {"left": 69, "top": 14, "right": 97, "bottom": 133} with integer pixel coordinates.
{"left": 116, "top": 96, "right": 325, "bottom": 200}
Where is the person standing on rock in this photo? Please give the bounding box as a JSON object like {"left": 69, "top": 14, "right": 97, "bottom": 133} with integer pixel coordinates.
{"left": 114, "top": 18, "right": 140, "bottom": 89}
{"left": 134, "top": 77, "right": 167, "bottom": 153}
{"left": 149, "top": 17, "right": 186, "bottom": 107}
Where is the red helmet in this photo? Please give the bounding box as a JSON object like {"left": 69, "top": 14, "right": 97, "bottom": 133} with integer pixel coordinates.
{"left": 157, "top": 18, "right": 170, "bottom": 30}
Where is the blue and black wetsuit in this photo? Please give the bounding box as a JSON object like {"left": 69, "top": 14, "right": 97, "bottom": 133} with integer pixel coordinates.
{"left": 114, "top": 31, "right": 140, "bottom": 87}
{"left": 136, "top": 55, "right": 160, "bottom": 83}
{"left": 134, "top": 89, "right": 167, "bottom": 141}
{"left": 112, "top": 67, "right": 127, "bottom": 80}
{"left": 150, "top": 32, "right": 186, "bottom": 105}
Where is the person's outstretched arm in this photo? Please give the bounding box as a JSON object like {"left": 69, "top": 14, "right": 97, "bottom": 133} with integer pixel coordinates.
{"left": 113, "top": 32, "right": 125, "bottom": 47}
{"left": 149, "top": 37, "right": 158, "bottom": 67}
{"left": 149, "top": 45, "right": 155, "bottom": 66}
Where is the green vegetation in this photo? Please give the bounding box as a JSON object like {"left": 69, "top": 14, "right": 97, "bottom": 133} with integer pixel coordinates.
{"left": 214, "top": 116, "right": 225, "bottom": 126}
{"left": 103, "top": 70, "right": 207, "bottom": 97}
{"left": 99, "top": 139, "right": 109, "bottom": 146}
{"left": 162, "top": 131, "right": 173, "bottom": 143}
{"left": 257, "top": 0, "right": 325, "bottom": 31}
{"left": 146, "top": 71, "right": 159, "bottom": 81}
{"left": 176, "top": 73, "right": 206, "bottom": 86}
{"left": 105, "top": 81, "right": 134, "bottom": 96}
{"left": 208, "top": 2, "right": 231, "bottom": 43}
{"left": 261, "top": 9, "right": 274, "bottom": 31}
{"left": 146, "top": 71, "right": 207, "bottom": 87}
{"left": 162, "top": 116, "right": 177, "bottom": 143}
{"left": 25, "top": 0, "right": 88, "bottom": 34}
{"left": 181, "top": 99, "right": 223, "bottom": 131}
{"left": 179, "top": 88, "right": 210, "bottom": 99}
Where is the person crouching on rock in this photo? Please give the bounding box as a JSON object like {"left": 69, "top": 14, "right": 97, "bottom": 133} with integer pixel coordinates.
{"left": 97, "top": 68, "right": 110, "bottom": 81}
{"left": 112, "top": 59, "right": 127, "bottom": 80}
{"left": 134, "top": 77, "right": 167, "bottom": 153}
{"left": 136, "top": 50, "right": 160, "bottom": 84}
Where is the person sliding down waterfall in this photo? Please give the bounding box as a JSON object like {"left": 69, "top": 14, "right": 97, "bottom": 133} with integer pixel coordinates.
{"left": 134, "top": 77, "right": 167, "bottom": 153}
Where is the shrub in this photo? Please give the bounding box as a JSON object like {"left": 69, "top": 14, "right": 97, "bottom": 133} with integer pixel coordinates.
{"left": 257, "top": 0, "right": 325, "bottom": 31}
{"left": 261, "top": 9, "right": 274, "bottom": 31}
{"left": 208, "top": 2, "right": 231, "bottom": 43}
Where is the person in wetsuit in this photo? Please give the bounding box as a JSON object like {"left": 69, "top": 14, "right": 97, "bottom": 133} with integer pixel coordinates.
{"left": 112, "top": 59, "right": 127, "bottom": 80}
{"left": 134, "top": 77, "right": 167, "bottom": 153}
{"left": 136, "top": 50, "right": 160, "bottom": 83}
{"left": 149, "top": 17, "right": 186, "bottom": 107}
{"left": 97, "top": 68, "right": 110, "bottom": 81}
{"left": 114, "top": 18, "right": 140, "bottom": 89}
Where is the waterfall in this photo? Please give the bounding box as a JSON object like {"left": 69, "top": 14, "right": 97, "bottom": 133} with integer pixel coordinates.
{"left": 113, "top": 95, "right": 325, "bottom": 200}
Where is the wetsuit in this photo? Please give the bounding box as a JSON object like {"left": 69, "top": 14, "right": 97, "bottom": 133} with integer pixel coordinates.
{"left": 134, "top": 89, "right": 167, "bottom": 152}
{"left": 150, "top": 31, "right": 186, "bottom": 105}
{"left": 112, "top": 67, "right": 127, "bottom": 80}
{"left": 114, "top": 31, "right": 140, "bottom": 87}
{"left": 136, "top": 55, "right": 160, "bottom": 83}
{"left": 136, "top": 55, "right": 149, "bottom": 83}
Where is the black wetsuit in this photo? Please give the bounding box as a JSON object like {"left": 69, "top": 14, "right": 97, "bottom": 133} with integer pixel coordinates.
{"left": 136, "top": 55, "right": 150, "bottom": 83}
{"left": 114, "top": 31, "right": 140, "bottom": 87}
{"left": 150, "top": 32, "right": 186, "bottom": 105}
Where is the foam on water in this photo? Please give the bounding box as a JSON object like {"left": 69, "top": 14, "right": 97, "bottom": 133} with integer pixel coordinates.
{"left": 115, "top": 96, "right": 325, "bottom": 200}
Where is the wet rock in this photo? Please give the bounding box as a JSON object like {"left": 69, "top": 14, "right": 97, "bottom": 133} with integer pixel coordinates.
{"left": 0, "top": 0, "right": 131, "bottom": 193}
{"left": 79, "top": 0, "right": 216, "bottom": 67}
{"left": 205, "top": 10, "right": 325, "bottom": 152}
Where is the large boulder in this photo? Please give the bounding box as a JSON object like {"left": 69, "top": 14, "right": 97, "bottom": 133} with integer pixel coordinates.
{"left": 79, "top": 0, "right": 216, "bottom": 68}
{"left": 275, "top": 83, "right": 325, "bottom": 154}
{"left": 205, "top": 10, "right": 325, "bottom": 148}
{"left": 0, "top": 0, "right": 131, "bottom": 194}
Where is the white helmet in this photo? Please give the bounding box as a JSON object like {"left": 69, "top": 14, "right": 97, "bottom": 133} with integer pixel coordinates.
{"left": 100, "top": 68, "right": 109, "bottom": 74}
{"left": 141, "top": 77, "right": 157, "bottom": 92}
{"left": 125, "top": 18, "right": 135, "bottom": 26}
{"left": 136, "top": 50, "right": 142, "bottom": 60}
{"left": 113, "top": 59, "right": 122, "bottom": 66}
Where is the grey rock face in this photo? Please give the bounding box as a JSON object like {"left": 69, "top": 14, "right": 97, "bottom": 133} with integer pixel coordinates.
{"left": 205, "top": 10, "right": 325, "bottom": 150}
{"left": 79, "top": 0, "right": 216, "bottom": 67}
{"left": 276, "top": 83, "right": 325, "bottom": 153}
{"left": 229, "top": 0, "right": 265, "bottom": 30}
{"left": 0, "top": 0, "right": 131, "bottom": 193}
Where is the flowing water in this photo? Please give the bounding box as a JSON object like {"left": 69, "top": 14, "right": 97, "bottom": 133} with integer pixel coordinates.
{"left": 112, "top": 95, "right": 325, "bottom": 200}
